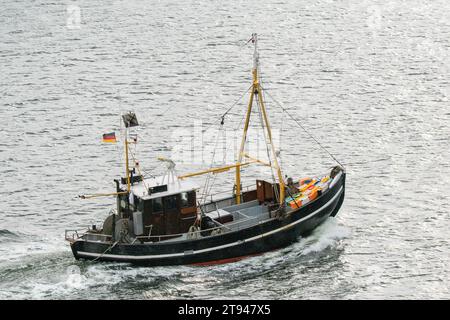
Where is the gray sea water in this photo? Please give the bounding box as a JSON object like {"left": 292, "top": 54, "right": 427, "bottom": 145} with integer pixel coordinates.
{"left": 1, "top": 0, "right": 449, "bottom": 299}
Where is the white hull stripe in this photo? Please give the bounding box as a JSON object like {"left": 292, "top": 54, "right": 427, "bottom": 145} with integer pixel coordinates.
{"left": 77, "top": 186, "right": 344, "bottom": 261}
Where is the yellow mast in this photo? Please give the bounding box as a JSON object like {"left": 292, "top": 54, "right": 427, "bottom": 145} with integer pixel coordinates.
{"left": 235, "top": 73, "right": 255, "bottom": 204}
{"left": 179, "top": 160, "right": 259, "bottom": 179}
{"left": 235, "top": 33, "right": 285, "bottom": 205}
{"left": 168, "top": 34, "right": 285, "bottom": 208}
{"left": 78, "top": 129, "right": 131, "bottom": 199}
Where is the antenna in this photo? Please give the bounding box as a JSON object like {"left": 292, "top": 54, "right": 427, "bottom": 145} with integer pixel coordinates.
{"left": 121, "top": 112, "right": 139, "bottom": 193}
{"left": 252, "top": 33, "right": 259, "bottom": 70}
{"left": 157, "top": 157, "right": 179, "bottom": 186}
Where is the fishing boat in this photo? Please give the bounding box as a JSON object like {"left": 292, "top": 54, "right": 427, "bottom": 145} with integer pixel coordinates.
{"left": 65, "top": 34, "right": 346, "bottom": 266}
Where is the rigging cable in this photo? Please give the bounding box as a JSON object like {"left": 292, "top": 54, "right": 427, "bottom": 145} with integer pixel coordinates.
{"left": 255, "top": 90, "right": 280, "bottom": 203}
{"left": 90, "top": 240, "right": 119, "bottom": 263}
{"left": 261, "top": 87, "right": 345, "bottom": 169}
{"left": 200, "top": 124, "right": 222, "bottom": 204}
{"left": 199, "top": 86, "right": 253, "bottom": 202}
{"left": 258, "top": 70, "right": 281, "bottom": 203}
{"left": 279, "top": 107, "right": 285, "bottom": 171}
{"left": 129, "top": 150, "right": 149, "bottom": 192}
{"left": 201, "top": 85, "right": 253, "bottom": 134}
{"left": 206, "top": 99, "right": 249, "bottom": 200}
{"left": 209, "top": 118, "right": 228, "bottom": 197}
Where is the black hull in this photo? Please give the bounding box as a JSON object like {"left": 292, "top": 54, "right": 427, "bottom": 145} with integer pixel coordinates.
{"left": 71, "top": 172, "right": 346, "bottom": 266}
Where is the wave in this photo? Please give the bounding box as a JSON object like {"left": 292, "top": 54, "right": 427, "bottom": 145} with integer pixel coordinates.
{"left": 0, "top": 229, "right": 18, "bottom": 236}
{"left": 0, "top": 219, "right": 351, "bottom": 299}
{"left": 297, "top": 217, "right": 351, "bottom": 256}
{"left": 0, "top": 229, "right": 20, "bottom": 243}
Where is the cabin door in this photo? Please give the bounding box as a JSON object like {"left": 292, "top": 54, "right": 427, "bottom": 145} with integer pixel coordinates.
{"left": 163, "top": 195, "right": 180, "bottom": 235}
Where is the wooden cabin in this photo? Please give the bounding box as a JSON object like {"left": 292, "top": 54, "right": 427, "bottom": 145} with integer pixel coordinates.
{"left": 114, "top": 171, "right": 283, "bottom": 241}
{"left": 116, "top": 175, "right": 199, "bottom": 239}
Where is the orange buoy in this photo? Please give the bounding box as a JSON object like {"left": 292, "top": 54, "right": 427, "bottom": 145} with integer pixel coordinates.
{"left": 289, "top": 198, "right": 302, "bottom": 209}
{"left": 300, "top": 179, "right": 316, "bottom": 192}
{"left": 308, "top": 186, "right": 322, "bottom": 201}
{"left": 299, "top": 177, "right": 312, "bottom": 185}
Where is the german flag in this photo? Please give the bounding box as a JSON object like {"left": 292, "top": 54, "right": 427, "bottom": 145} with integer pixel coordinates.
{"left": 102, "top": 132, "right": 116, "bottom": 143}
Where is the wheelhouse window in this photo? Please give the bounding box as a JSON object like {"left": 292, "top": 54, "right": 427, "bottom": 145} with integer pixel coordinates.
{"left": 188, "top": 191, "right": 196, "bottom": 207}
{"left": 119, "top": 194, "right": 128, "bottom": 210}
{"left": 152, "top": 197, "right": 163, "bottom": 214}
{"left": 164, "top": 195, "right": 178, "bottom": 210}
{"left": 180, "top": 192, "right": 189, "bottom": 208}
{"left": 180, "top": 191, "right": 195, "bottom": 207}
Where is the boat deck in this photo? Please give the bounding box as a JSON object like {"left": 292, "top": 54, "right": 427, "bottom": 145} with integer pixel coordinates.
{"left": 206, "top": 199, "right": 272, "bottom": 231}
{"left": 70, "top": 171, "right": 340, "bottom": 245}
{"left": 158, "top": 199, "right": 273, "bottom": 243}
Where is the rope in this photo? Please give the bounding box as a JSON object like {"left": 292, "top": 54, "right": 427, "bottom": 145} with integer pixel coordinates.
{"left": 198, "top": 85, "right": 253, "bottom": 202}
{"left": 259, "top": 68, "right": 281, "bottom": 203}
{"left": 129, "top": 151, "right": 149, "bottom": 192}
{"left": 279, "top": 107, "right": 285, "bottom": 171}
{"left": 262, "top": 88, "right": 345, "bottom": 169}
{"left": 201, "top": 85, "right": 252, "bottom": 134}
{"left": 255, "top": 90, "right": 280, "bottom": 203}
{"left": 90, "top": 240, "right": 119, "bottom": 263}
{"left": 200, "top": 119, "right": 226, "bottom": 204}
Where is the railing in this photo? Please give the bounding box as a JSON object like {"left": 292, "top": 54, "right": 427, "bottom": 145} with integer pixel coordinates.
{"left": 65, "top": 229, "right": 112, "bottom": 242}
{"left": 65, "top": 229, "right": 82, "bottom": 242}
{"left": 66, "top": 212, "right": 265, "bottom": 244}
{"left": 65, "top": 183, "right": 264, "bottom": 245}
{"left": 199, "top": 184, "right": 254, "bottom": 207}
{"left": 134, "top": 214, "right": 261, "bottom": 242}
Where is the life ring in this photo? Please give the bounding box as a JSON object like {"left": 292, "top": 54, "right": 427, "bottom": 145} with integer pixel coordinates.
{"left": 187, "top": 225, "right": 200, "bottom": 240}
{"left": 210, "top": 228, "right": 223, "bottom": 236}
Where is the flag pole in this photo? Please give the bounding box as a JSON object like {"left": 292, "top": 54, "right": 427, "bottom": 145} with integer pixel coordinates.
{"left": 124, "top": 127, "right": 131, "bottom": 193}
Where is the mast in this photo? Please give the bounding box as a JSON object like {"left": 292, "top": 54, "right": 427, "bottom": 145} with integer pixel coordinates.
{"left": 121, "top": 112, "right": 138, "bottom": 194}
{"left": 235, "top": 33, "right": 285, "bottom": 205}
{"left": 124, "top": 127, "right": 131, "bottom": 193}
{"left": 78, "top": 112, "right": 137, "bottom": 200}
